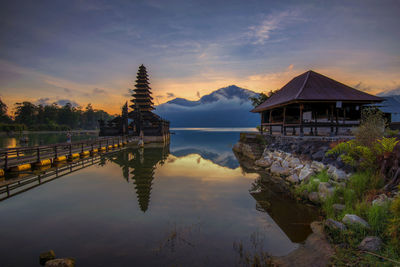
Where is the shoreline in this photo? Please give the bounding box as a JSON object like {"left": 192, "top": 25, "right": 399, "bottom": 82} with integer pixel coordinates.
{"left": 0, "top": 130, "right": 99, "bottom": 136}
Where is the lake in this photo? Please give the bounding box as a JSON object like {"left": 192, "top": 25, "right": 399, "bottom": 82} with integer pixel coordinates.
{"left": 0, "top": 129, "right": 317, "bottom": 266}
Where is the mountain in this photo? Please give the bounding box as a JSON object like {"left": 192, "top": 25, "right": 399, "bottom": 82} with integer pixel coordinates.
{"left": 154, "top": 85, "right": 260, "bottom": 127}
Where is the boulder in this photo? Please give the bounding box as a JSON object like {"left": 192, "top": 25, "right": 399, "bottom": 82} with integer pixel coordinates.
{"left": 287, "top": 173, "right": 300, "bottom": 183}
{"left": 308, "top": 192, "right": 320, "bottom": 203}
{"left": 40, "top": 250, "right": 56, "bottom": 265}
{"left": 311, "top": 161, "right": 326, "bottom": 172}
{"left": 331, "top": 168, "right": 348, "bottom": 181}
{"left": 299, "top": 166, "right": 314, "bottom": 181}
{"left": 325, "top": 218, "right": 347, "bottom": 231}
{"left": 318, "top": 182, "right": 335, "bottom": 200}
{"left": 281, "top": 159, "right": 290, "bottom": 169}
{"left": 358, "top": 236, "right": 382, "bottom": 252}
{"left": 45, "top": 258, "right": 75, "bottom": 267}
{"left": 342, "top": 214, "right": 370, "bottom": 228}
{"left": 232, "top": 143, "right": 242, "bottom": 153}
{"left": 312, "top": 150, "right": 325, "bottom": 161}
{"left": 332, "top": 204, "right": 345, "bottom": 212}
{"left": 270, "top": 162, "right": 289, "bottom": 176}
{"left": 255, "top": 158, "right": 272, "bottom": 168}
{"left": 289, "top": 157, "right": 301, "bottom": 168}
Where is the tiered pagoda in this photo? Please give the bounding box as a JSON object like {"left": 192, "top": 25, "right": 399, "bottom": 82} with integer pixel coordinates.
{"left": 129, "top": 65, "right": 170, "bottom": 139}
{"left": 99, "top": 64, "right": 170, "bottom": 141}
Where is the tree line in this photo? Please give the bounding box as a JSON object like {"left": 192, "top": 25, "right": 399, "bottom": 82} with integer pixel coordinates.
{"left": 0, "top": 98, "right": 114, "bottom": 132}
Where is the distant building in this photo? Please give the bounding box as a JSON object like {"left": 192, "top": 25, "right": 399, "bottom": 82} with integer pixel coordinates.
{"left": 100, "top": 65, "right": 170, "bottom": 141}
{"left": 251, "top": 70, "right": 383, "bottom": 136}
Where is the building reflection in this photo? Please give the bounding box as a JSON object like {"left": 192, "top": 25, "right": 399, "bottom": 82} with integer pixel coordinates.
{"left": 233, "top": 151, "right": 319, "bottom": 243}
{"left": 108, "top": 144, "right": 170, "bottom": 212}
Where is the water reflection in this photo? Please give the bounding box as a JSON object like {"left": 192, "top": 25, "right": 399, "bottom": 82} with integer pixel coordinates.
{"left": 107, "top": 144, "right": 170, "bottom": 212}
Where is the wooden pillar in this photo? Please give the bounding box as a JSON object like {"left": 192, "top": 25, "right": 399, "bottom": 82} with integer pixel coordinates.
{"left": 260, "top": 112, "right": 264, "bottom": 134}
{"left": 335, "top": 108, "right": 339, "bottom": 135}
{"left": 283, "top": 107, "right": 287, "bottom": 136}
{"left": 315, "top": 110, "right": 318, "bottom": 136}
{"left": 330, "top": 105, "right": 334, "bottom": 136}
{"left": 299, "top": 104, "right": 304, "bottom": 137}
{"left": 310, "top": 110, "right": 314, "bottom": 136}
{"left": 269, "top": 110, "right": 272, "bottom": 135}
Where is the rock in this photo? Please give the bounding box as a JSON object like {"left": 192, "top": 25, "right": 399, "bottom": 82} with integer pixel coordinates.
{"left": 358, "top": 236, "right": 382, "bottom": 252}
{"left": 308, "top": 192, "right": 320, "bottom": 203}
{"left": 331, "top": 168, "right": 348, "bottom": 181}
{"left": 325, "top": 218, "right": 347, "bottom": 231}
{"left": 45, "top": 258, "right": 75, "bottom": 267}
{"left": 318, "top": 182, "right": 334, "bottom": 200}
{"left": 281, "top": 159, "right": 290, "bottom": 169}
{"left": 342, "top": 214, "right": 370, "bottom": 228}
{"left": 287, "top": 173, "right": 300, "bottom": 183}
{"left": 311, "top": 161, "right": 325, "bottom": 172}
{"left": 270, "top": 162, "right": 289, "bottom": 176}
{"left": 289, "top": 157, "right": 301, "bottom": 168}
{"left": 299, "top": 166, "right": 314, "bottom": 181}
{"left": 332, "top": 203, "right": 345, "bottom": 212}
{"left": 40, "top": 250, "right": 56, "bottom": 265}
{"left": 372, "top": 194, "right": 388, "bottom": 206}
{"left": 255, "top": 158, "right": 272, "bottom": 168}
{"left": 312, "top": 150, "right": 325, "bottom": 161}
{"left": 232, "top": 143, "right": 242, "bottom": 153}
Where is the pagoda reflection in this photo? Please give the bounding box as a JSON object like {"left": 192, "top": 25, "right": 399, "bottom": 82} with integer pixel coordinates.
{"left": 107, "top": 144, "right": 170, "bottom": 212}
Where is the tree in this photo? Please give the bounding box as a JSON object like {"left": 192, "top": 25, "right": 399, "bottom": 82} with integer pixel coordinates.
{"left": 0, "top": 98, "right": 12, "bottom": 123}
{"left": 14, "top": 101, "right": 38, "bottom": 126}
{"left": 249, "top": 90, "right": 275, "bottom": 107}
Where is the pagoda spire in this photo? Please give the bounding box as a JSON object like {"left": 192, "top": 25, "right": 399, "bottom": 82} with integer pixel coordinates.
{"left": 130, "top": 65, "right": 155, "bottom": 113}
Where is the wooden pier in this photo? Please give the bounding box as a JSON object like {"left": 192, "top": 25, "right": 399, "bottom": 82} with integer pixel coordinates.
{"left": 0, "top": 136, "right": 137, "bottom": 172}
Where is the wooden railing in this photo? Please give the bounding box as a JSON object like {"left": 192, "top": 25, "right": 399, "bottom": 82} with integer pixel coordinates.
{"left": 0, "top": 136, "right": 135, "bottom": 170}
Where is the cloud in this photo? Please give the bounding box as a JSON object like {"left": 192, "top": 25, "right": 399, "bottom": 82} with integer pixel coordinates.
{"left": 196, "top": 91, "right": 201, "bottom": 98}
{"left": 36, "top": 98, "right": 51, "bottom": 106}
{"left": 166, "top": 92, "right": 175, "bottom": 98}
{"left": 93, "top": 88, "right": 108, "bottom": 94}
{"left": 56, "top": 99, "right": 80, "bottom": 107}
{"left": 64, "top": 88, "right": 72, "bottom": 94}
{"left": 248, "top": 11, "right": 297, "bottom": 45}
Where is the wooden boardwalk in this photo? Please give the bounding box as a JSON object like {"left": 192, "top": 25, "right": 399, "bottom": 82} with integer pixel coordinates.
{"left": 0, "top": 136, "right": 137, "bottom": 171}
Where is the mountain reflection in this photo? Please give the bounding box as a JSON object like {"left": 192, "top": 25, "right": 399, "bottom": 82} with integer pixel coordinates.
{"left": 171, "top": 148, "right": 239, "bottom": 169}
{"left": 107, "top": 144, "right": 170, "bottom": 212}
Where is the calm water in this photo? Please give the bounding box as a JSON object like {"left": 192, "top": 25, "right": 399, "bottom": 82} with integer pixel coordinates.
{"left": 0, "top": 129, "right": 317, "bottom": 266}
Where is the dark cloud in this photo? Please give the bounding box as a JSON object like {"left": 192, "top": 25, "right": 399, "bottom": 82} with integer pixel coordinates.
{"left": 93, "top": 88, "right": 107, "bottom": 94}
{"left": 56, "top": 99, "right": 80, "bottom": 107}
{"left": 196, "top": 91, "right": 201, "bottom": 98}
{"left": 166, "top": 92, "right": 175, "bottom": 98}
{"left": 36, "top": 98, "right": 51, "bottom": 106}
{"left": 64, "top": 88, "right": 72, "bottom": 94}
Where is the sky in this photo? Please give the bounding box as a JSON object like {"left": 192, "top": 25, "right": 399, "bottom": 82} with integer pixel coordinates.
{"left": 0, "top": 0, "right": 399, "bottom": 114}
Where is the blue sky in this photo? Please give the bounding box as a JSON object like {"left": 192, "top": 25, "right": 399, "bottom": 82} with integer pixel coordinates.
{"left": 0, "top": 0, "right": 399, "bottom": 113}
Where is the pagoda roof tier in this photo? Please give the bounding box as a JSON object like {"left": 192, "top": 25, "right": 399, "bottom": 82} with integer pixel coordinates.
{"left": 133, "top": 90, "right": 152, "bottom": 94}
{"left": 131, "top": 94, "right": 154, "bottom": 100}
{"left": 135, "top": 84, "right": 151, "bottom": 89}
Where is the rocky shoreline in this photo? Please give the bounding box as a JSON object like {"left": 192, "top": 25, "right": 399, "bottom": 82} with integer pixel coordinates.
{"left": 233, "top": 137, "right": 350, "bottom": 204}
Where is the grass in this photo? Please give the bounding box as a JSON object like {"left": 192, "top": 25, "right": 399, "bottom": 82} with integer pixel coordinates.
{"left": 295, "top": 169, "right": 330, "bottom": 196}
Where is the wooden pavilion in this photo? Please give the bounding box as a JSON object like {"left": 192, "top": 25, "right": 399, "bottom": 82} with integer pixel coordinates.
{"left": 252, "top": 70, "right": 383, "bottom": 136}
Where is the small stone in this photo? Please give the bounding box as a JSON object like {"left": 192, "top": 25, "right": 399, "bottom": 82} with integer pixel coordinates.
{"left": 332, "top": 204, "right": 345, "bottom": 212}
{"left": 308, "top": 192, "right": 320, "bottom": 203}
{"left": 312, "top": 150, "right": 325, "bottom": 161}
{"left": 358, "top": 236, "right": 382, "bottom": 252}
{"left": 342, "top": 214, "right": 370, "bottom": 228}
{"left": 287, "top": 173, "right": 300, "bottom": 183}
{"left": 372, "top": 194, "right": 388, "bottom": 206}
{"left": 325, "top": 218, "right": 347, "bottom": 231}
{"left": 45, "top": 258, "right": 75, "bottom": 267}
{"left": 281, "top": 159, "right": 290, "bottom": 169}
{"left": 289, "top": 157, "right": 301, "bottom": 167}
{"left": 40, "top": 250, "right": 56, "bottom": 265}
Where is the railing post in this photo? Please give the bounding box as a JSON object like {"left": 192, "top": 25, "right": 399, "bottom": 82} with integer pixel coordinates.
{"left": 69, "top": 144, "right": 72, "bottom": 156}
{"left": 5, "top": 153, "right": 8, "bottom": 170}
{"left": 81, "top": 143, "right": 84, "bottom": 153}
{"left": 54, "top": 146, "right": 58, "bottom": 158}
{"left": 37, "top": 148, "right": 41, "bottom": 162}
